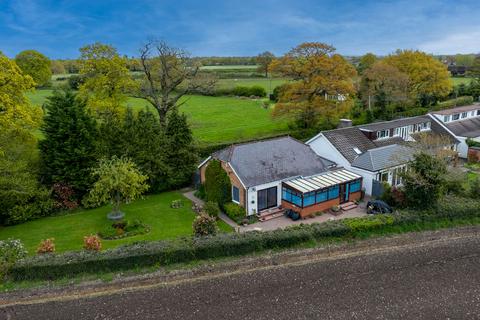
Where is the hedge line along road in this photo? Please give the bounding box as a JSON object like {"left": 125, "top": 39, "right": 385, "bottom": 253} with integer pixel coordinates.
{"left": 1, "top": 227, "right": 480, "bottom": 320}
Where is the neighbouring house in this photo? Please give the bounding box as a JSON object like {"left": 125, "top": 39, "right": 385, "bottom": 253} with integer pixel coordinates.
{"left": 198, "top": 136, "right": 363, "bottom": 218}
{"left": 429, "top": 103, "right": 480, "bottom": 158}
{"left": 307, "top": 116, "right": 458, "bottom": 196}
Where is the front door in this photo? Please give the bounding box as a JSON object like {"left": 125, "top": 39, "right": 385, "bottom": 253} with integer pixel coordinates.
{"left": 257, "top": 186, "right": 277, "bottom": 212}
{"left": 339, "top": 183, "right": 349, "bottom": 204}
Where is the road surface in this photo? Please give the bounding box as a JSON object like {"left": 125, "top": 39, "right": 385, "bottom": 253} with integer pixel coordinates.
{"left": 1, "top": 228, "right": 480, "bottom": 319}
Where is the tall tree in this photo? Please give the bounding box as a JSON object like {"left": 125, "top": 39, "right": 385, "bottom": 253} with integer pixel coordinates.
{"left": 138, "top": 40, "right": 216, "bottom": 125}
{"left": 15, "top": 50, "right": 52, "bottom": 87}
{"left": 383, "top": 50, "right": 452, "bottom": 105}
{"left": 269, "top": 42, "right": 357, "bottom": 133}
{"left": 0, "top": 53, "right": 52, "bottom": 225}
{"left": 78, "top": 42, "right": 136, "bottom": 117}
{"left": 359, "top": 61, "right": 409, "bottom": 115}
{"left": 0, "top": 53, "right": 40, "bottom": 149}
{"left": 357, "top": 53, "right": 377, "bottom": 75}
{"left": 164, "top": 108, "right": 197, "bottom": 188}
{"left": 256, "top": 51, "right": 275, "bottom": 77}
{"left": 468, "top": 55, "right": 480, "bottom": 79}
{"left": 39, "top": 91, "right": 98, "bottom": 199}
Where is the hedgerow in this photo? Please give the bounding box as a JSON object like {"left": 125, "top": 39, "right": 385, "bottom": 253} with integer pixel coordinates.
{"left": 9, "top": 196, "right": 480, "bottom": 282}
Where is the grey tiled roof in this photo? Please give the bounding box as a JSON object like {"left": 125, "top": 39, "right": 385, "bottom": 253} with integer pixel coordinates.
{"left": 322, "top": 127, "right": 376, "bottom": 163}
{"left": 359, "top": 115, "right": 431, "bottom": 132}
{"left": 445, "top": 117, "right": 480, "bottom": 138}
{"left": 212, "top": 136, "right": 336, "bottom": 187}
{"left": 351, "top": 144, "right": 414, "bottom": 172}
{"left": 432, "top": 104, "right": 480, "bottom": 116}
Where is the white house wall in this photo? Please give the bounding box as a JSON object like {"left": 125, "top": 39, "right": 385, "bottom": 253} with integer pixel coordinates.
{"left": 246, "top": 180, "right": 283, "bottom": 216}
{"left": 308, "top": 134, "right": 350, "bottom": 168}
{"left": 457, "top": 136, "right": 469, "bottom": 158}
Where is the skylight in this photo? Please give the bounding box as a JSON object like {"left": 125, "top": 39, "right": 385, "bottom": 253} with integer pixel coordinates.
{"left": 353, "top": 147, "right": 362, "bottom": 155}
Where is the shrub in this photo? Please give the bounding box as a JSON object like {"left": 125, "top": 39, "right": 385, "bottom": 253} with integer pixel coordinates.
{"left": 436, "top": 96, "right": 474, "bottom": 110}
{"left": 193, "top": 214, "right": 218, "bottom": 237}
{"left": 10, "top": 202, "right": 480, "bottom": 282}
{"left": 170, "top": 199, "right": 184, "bottom": 208}
{"left": 52, "top": 182, "right": 79, "bottom": 210}
{"left": 469, "top": 177, "right": 480, "bottom": 198}
{"left": 67, "top": 74, "right": 85, "bottom": 90}
{"left": 99, "top": 219, "right": 150, "bottom": 240}
{"left": 194, "top": 184, "right": 206, "bottom": 200}
{"left": 0, "top": 239, "right": 27, "bottom": 280}
{"left": 224, "top": 202, "right": 246, "bottom": 224}
{"left": 203, "top": 201, "right": 220, "bottom": 218}
{"left": 83, "top": 235, "right": 102, "bottom": 252}
{"left": 344, "top": 215, "right": 394, "bottom": 233}
{"left": 232, "top": 85, "right": 266, "bottom": 98}
{"left": 37, "top": 238, "right": 55, "bottom": 254}
{"left": 204, "top": 160, "right": 232, "bottom": 208}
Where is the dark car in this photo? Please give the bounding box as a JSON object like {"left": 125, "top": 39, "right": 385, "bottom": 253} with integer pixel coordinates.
{"left": 366, "top": 200, "right": 393, "bottom": 214}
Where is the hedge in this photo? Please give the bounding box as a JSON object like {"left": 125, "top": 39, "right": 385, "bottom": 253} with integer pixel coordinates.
{"left": 10, "top": 197, "right": 480, "bottom": 281}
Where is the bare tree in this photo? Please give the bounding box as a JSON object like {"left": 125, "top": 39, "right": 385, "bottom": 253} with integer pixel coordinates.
{"left": 138, "top": 40, "right": 216, "bottom": 125}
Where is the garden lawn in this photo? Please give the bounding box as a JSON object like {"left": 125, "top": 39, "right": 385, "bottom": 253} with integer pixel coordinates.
{"left": 28, "top": 90, "right": 289, "bottom": 145}
{"left": 0, "top": 191, "right": 232, "bottom": 254}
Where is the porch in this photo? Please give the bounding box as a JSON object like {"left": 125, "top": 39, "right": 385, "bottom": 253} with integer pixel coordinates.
{"left": 281, "top": 169, "right": 363, "bottom": 218}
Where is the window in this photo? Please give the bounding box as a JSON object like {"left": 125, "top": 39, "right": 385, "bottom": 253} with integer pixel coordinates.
{"left": 282, "top": 187, "right": 302, "bottom": 207}
{"left": 461, "top": 112, "right": 467, "bottom": 118}
{"left": 419, "top": 122, "right": 430, "bottom": 131}
{"left": 443, "top": 115, "right": 450, "bottom": 123}
{"left": 471, "top": 111, "right": 476, "bottom": 117}
{"left": 379, "top": 171, "right": 389, "bottom": 182}
{"left": 232, "top": 186, "right": 240, "bottom": 203}
{"left": 377, "top": 129, "right": 390, "bottom": 139}
{"left": 328, "top": 185, "right": 339, "bottom": 199}
{"left": 303, "top": 192, "right": 315, "bottom": 207}
{"left": 353, "top": 147, "right": 362, "bottom": 155}
{"left": 452, "top": 113, "right": 460, "bottom": 121}
{"left": 349, "top": 180, "right": 361, "bottom": 193}
{"left": 477, "top": 110, "right": 480, "bottom": 116}
{"left": 315, "top": 189, "right": 328, "bottom": 203}
{"left": 258, "top": 187, "right": 277, "bottom": 211}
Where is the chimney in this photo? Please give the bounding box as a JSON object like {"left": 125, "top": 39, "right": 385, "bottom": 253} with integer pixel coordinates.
{"left": 338, "top": 119, "right": 352, "bottom": 128}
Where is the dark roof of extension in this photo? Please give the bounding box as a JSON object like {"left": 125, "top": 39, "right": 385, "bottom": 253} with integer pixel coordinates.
{"left": 320, "top": 116, "right": 458, "bottom": 164}
{"left": 212, "top": 136, "right": 336, "bottom": 187}
{"left": 358, "top": 115, "right": 431, "bottom": 132}
{"left": 322, "top": 127, "right": 377, "bottom": 163}
{"left": 351, "top": 144, "right": 414, "bottom": 172}
{"left": 431, "top": 103, "right": 480, "bottom": 116}
{"left": 444, "top": 117, "right": 480, "bottom": 138}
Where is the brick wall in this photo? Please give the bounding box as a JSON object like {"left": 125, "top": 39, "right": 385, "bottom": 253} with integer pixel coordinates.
{"left": 282, "top": 191, "right": 362, "bottom": 218}
{"left": 199, "top": 160, "right": 247, "bottom": 208}
{"left": 468, "top": 147, "right": 480, "bottom": 163}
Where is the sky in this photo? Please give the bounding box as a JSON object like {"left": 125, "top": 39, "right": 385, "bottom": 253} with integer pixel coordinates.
{"left": 1, "top": 0, "right": 480, "bottom": 59}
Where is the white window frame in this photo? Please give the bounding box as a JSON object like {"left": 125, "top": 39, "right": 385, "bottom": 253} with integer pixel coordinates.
{"left": 377, "top": 129, "right": 390, "bottom": 140}
{"left": 452, "top": 113, "right": 460, "bottom": 121}
{"left": 232, "top": 185, "right": 240, "bottom": 204}
{"left": 443, "top": 115, "right": 450, "bottom": 123}
{"left": 461, "top": 112, "right": 467, "bottom": 119}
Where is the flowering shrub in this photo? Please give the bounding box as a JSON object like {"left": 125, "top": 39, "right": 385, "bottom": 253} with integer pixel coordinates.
{"left": 192, "top": 213, "right": 218, "bottom": 237}
{"left": 83, "top": 235, "right": 102, "bottom": 252}
{"left": 0, "top": 239, "right": 27, "bottom": 280}
{"left": 37, "top": 238, "right": 55, "bottom": 254}
{"left": 52, "top": 182, "right": 79, "bottom": 210}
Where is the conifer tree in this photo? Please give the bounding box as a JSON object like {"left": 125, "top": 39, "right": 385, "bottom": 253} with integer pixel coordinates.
{"left": 164, "top": 108, "right": 197, "bottom": 189}
{"left": 39, "top": 91, "right": 98, "bottom": 199}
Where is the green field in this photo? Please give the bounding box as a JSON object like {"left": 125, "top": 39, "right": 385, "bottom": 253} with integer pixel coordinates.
{"left": 27, "top": 90, "right": 289, "bottom": 145}
{"left": 199, "top": 65, "right": 257, "bottom": 70}
{"left": 451, "top": 77, "right": 474, "bottom": 86}
{"left": 0, "top": 191, "right": 232, "bottom": 254}
{"left": 216, "top": 78, "right": 288, "bottom": 93}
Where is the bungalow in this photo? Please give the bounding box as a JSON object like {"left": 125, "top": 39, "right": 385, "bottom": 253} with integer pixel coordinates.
{"left": 429, "top": 103, "right": 480, "bottom": 158}
{"left": 307, "top": 116, "right": 458, "bottom": 196}
{"left": 198, "top": 136, "right": 363, "bottom": 218}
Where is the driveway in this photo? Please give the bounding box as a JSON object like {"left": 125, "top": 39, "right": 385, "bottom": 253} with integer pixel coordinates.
{"left": 183, "top": 190, "right": 368, "bottom": 233}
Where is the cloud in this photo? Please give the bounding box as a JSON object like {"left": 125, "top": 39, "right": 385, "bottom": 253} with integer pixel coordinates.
{"left": 419, "top": 30, "right": 480, "bottom": 54}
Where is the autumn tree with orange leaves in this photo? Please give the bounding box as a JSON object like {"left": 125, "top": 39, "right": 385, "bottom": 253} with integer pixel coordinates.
{"left": 269, "top": 42, "right": 357, "bottom": 135}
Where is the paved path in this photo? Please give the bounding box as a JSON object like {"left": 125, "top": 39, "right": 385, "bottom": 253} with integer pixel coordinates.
{"left": 2, "top": 227, "right": 479, "bottom": 319}
{"left": 183, "top": 190, "right": 368, "bottom": 233}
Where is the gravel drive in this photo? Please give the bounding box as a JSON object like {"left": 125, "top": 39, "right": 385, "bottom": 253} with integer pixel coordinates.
{"left": 1, "top": 227, "right": 479, "bottom": 319}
